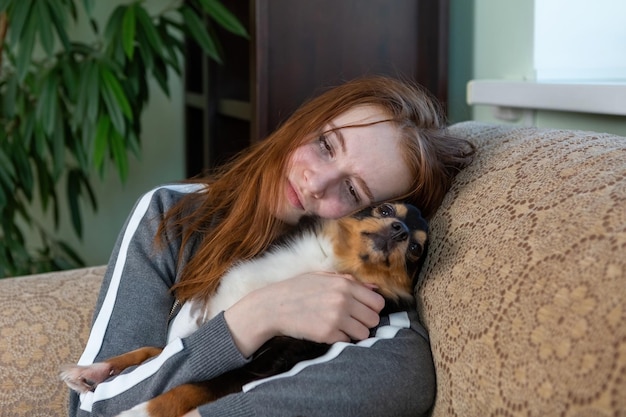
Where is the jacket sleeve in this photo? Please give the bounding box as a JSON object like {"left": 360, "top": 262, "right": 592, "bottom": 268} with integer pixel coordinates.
{"left": 69, "top": 185, "right": 249, "bottom": 417}
{"left": 196, "top": 310, "right": 436, "bottom": 417}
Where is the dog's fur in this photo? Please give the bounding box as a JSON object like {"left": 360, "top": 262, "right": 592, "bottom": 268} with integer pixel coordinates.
{"left": 61, "top": 202, "right": 428, "bottom": 417}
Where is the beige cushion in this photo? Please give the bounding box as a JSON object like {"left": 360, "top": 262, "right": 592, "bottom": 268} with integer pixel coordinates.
{"left": 418, "top": 122, "right": 626, "bottom": 416}
{"left": 0, "top": 266, "right": 104, "bottom": 416}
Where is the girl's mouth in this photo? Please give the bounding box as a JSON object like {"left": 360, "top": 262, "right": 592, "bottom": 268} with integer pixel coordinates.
{"left": 286, "top": 181, "right": 304, "bottom": 210}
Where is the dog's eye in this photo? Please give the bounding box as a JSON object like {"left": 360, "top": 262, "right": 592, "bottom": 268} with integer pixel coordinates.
{"left": 378, "top": 203, "right": 396, "bottom": 217}
{"left": 408, "top": 242, "right": 423, "bottom": 259}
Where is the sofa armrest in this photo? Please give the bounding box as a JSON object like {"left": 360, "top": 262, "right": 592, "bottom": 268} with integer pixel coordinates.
{"left": 418, "top": 122, "right": 626, "bottom": 416}
{"left": 0, "top": 266, "right": 105, "bottom": 416}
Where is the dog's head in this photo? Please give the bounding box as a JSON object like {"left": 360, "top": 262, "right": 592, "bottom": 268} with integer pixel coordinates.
{"left": 322, "top": 202, "right": 428, "bottom": 305}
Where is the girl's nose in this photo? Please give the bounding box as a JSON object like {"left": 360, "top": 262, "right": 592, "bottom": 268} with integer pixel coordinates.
{"left": 306, "top": 169, "right": 338, "bottom": 199}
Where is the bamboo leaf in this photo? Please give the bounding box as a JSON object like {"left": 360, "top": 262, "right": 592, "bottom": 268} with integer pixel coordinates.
{"left": 20, "top": 111, "right": 35, "bottom": 149}
{"left": 104, "top": 6, "right": 125, "bottom": 49}
{"left": 2, "top": 73, "right": 17, "bottom": 119}
{"left": 180, "top": 5, "right": 221, "bottom": 63}
{"left": 197, "top": 0, "right": 248, "bottom": 37}
{"left": 93, "top": 115, "right": 110, "bottom": 175}
{"left": 99, "top": 72, "right": 126, "bottom": 134}
{"left": 34, "top": 156, "right": 51, "bottom": 210}
{"left": 11, "top": 143, "right": 34, "bottom": 200}
{"left": 34, "top": 125, "right": 46, "bottom": 159}
{"left": 60, "top": 58, "right": 77, "bottom": 101}
{"left": 100, "top": 65, "right": 133, "bottom": 120}
{"left": 67, "top": 169, "right": 82, "bottom": 237}
{"left": 122, "top": 4, "right": 136, "bottom": 59}
{"left": 51, "top": 111, "right": 65, "bottom": 180}
{"left": 47, "top": 0, "right": 71, "bottom": 50}
{"left": 15, "top": 13, "right": 37, "bottom": 81}
{"left": 151, "top": 56, "right": 170, "bottom": 96}
{"left": 136, "top": 6, "right": 163, "bottom": 53}
{"left": 110, "top": 129, "right": 129, "bottom": 182}
{"left": 78, "top": 170, "right": 97, "bottom": 211}
{"left": 135, "top": 30, "right": 154, "bottom": 72}
{"left": 85, "top": 61, "right": 100, "bottom": 124}
{"left": 0, "top": 148, "right": 15, "bottom": 187}
{"left": 36, "top": 72, "right": 58, "bottom": 135}
{"left": 7, "top": 0, "right": 32, "bottom": 45}
{"left": 0, "top": 184, "right": 6, "bottom": 209}
{"left": 126, "top": 130, "right": 141, "bottom": 159}
{"left": 35, "top": 0, "right": 55, "bottom": 55}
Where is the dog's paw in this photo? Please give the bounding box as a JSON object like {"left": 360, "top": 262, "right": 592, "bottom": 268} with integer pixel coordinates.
{"left": 59, "top": 362, "right": 116, "bottom": 393}
{"left": 115, "top": 402, "right": 149, "bottom": 417}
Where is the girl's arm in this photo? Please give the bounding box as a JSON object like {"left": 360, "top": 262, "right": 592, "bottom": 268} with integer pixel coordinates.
{"left": 69, "top": 185, "right": 249, "bottom": 417}
{"left": 197, "top": 310, "right": 436, "bottom": 417}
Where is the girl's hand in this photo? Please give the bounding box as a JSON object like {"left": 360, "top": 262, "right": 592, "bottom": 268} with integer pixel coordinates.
{"left": 224, "top": 273, "right": 384, "bottom": 358}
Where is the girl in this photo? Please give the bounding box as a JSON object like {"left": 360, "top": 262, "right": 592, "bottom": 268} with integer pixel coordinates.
{"left": 69, "top": 76, "right": 474, "bottom": 417}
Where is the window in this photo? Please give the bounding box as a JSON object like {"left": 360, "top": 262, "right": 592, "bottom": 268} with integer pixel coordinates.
{"left": 534, "top": 0, "right": 626, "bottom": 81}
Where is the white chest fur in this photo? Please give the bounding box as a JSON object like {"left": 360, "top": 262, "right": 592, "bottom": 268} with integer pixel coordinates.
{"left": 167, "top": 230, "right": 336, "bottom": 342}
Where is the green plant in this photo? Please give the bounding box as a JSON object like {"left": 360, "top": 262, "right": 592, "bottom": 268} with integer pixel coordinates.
{"left": 0, "top": 0, "right": 246, "bottom": 277}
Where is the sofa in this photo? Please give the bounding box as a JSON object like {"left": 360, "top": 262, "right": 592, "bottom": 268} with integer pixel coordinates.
{"left": 0, "top": 122, "right": 624, "bottom": 416}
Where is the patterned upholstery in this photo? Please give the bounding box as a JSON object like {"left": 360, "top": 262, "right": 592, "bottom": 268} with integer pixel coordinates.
{"left": 0, "top": 122, "right": 624, "bottom": 416}
{"left": 417, "top": 122, "right": 626, "bottom": 416}
{"left": 0, "top": 266, "right": 104, "bottom": 416}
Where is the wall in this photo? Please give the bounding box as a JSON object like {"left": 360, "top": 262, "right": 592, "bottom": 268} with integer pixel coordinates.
{"left": 448, "top": 0, "right": 626, "bottom": 136}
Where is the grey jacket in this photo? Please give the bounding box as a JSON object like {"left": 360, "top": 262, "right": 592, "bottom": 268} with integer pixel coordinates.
{"left": 69, "top": 185, "right": 435, "bottom": 417}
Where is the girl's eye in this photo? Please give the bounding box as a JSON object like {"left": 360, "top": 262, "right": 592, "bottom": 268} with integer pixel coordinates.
{"left": 318, "top": 135, "right": 333, "bottom": 156}
{"left": 346, "top": 182, "right": 359, "bottom": 203}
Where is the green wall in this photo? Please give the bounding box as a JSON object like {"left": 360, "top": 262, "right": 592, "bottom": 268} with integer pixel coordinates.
{"left": 448, "top": 0, "right": 626, "bottom": 136}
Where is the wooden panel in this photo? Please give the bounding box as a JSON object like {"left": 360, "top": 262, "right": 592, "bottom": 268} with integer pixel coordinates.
{"left": 184, "top": 0, "right": 449, "bottom": 174}
{"left": 252, "top": 0, "right": 448, "bottom": 140}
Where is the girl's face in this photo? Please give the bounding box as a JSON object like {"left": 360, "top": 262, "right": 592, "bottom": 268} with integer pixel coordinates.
{"left": 277, "top": 105, "right": 412, "bottom": 224}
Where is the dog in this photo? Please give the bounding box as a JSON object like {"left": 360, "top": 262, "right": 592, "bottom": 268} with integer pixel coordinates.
{"left": 61, "top": 202, "right": 428, "bottom": 417}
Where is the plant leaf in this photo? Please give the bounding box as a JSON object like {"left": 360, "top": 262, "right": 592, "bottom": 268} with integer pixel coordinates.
{"left": 67, "top": 169, "right": 82, "bottom": 237}
{"left": 104, "top": 5, "right": 125, "bottom": 52}
{"left": 35, "top": 0, "right": 55, "bottom": 55}
{"left": 99, "top": 68, "right": 126, "bottom": 134}
{"left": 84, "top": 61, "right": 100, "bottom": 124}
{"left": 180, "top": 5, "right": 222, "bottom": 64}
{"left": 47, "top": 0, "right": 71, "bottom": 50}
{"left": 100, "top": 65, "right": 133, "bottom": 120}
{"left": 136, "top": 6, "right": 164, "bottom": 53}
{"left": 7, "top": 0, "right": 32, "bottom": 45}
{"left": 11, "top": 142, "right": 34, "bottom": 201}
{"left": 197, "top": 0, "right": 248, "bottom": 37}
{"left": 36, "top": 71, "right": 59, "bottom": 135}
{"left": 2, "top": 73, "right": 17, "bottom": 119}
{"left": 93, "top": 115, "right": 110, "bottom": 175}
{"left": 15, "top": 10, "right": 37, "bottom": 81}
{"left": 0, "top": 148, "right": 15, "bottom": 188}
{"left": 51, "top": 110, "right": 65, "bottom": 180}
{"left": 122, "top": 4, "right": 136, "bottom": 59}
{"left": 109, "top": 129, "right": 129, "bottom": 182}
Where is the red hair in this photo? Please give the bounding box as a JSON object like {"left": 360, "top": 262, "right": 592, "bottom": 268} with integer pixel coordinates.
{"left": 161, "top": 76, "right": 474, "bottom": 302}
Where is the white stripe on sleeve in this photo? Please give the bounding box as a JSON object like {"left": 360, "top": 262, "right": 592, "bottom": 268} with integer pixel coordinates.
{"left": 77, "top": 184, "right": 203, "bottom": 367}
{"left": 241, "top": 311, "right": 411, "bottom": 392}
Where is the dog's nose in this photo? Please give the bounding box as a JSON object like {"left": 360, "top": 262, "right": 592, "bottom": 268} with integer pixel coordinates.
{"left": 391, "top": 221, "right": 409, "bottom": 242}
